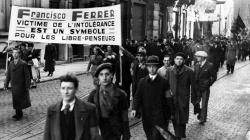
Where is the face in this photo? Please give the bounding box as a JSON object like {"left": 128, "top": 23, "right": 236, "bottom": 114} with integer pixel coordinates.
{"left": 98, "top": 69, "right": 113, "bottom": 86}
{"left": 174, "top": 56, "right": 184, "bottom": 66}
{"left": 137, "top": 55, "right": 144, "bottom": 62}
{"left": 147, "top": 65, "right": 158, "bottom": 75}
{"left": 163, "top": 57, "right": 170, "bottom": 67}
{"left": 12, "top": 50, "right": 20, "bottom": 59}
{"left": 107, "top": 46, "right": 112, "bottom": 52}
{"left": 93, "top": 48, "right": 98, "bottom": 54}
{"left": 60, "top": 82, "right": 77, "bottom": 102}
{"left": 196, "top": 56, "right": 202, "bottom": 62}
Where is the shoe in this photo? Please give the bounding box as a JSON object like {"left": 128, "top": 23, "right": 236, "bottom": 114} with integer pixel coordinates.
{"left": 197, "top": 114, "right": 201, "bottom": 120}
{"left": 14, "top": 115, "right": 23, "bottom": 121}
{"left": 12, "top": 114, "right": 18, "bottom": 119}
{"left": 199, "top": 121, "right": 205, "bottom": 125}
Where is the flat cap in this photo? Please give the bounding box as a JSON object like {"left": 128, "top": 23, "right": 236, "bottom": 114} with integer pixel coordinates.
{"left": 94, "top": 63, "right": 114, "bottom": 77}
{"left": 195, "top": 51, "right": 208, "bottom": 57}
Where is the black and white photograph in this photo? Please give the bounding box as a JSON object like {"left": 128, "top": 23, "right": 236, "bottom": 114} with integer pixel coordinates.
{"left": 0, "top": 0, "right": 250, "bottom": 139}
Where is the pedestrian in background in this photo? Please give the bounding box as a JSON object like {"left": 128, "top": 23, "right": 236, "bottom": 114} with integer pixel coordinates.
{"left": 131, "top": 51, "right": 148, "bottom": 98}
{"left": 27, "top": 43, "right": 40, "bottom": 87}
{"left": 166, "top": 52, "right": 195, "bottom": 140}
{"left": 88, "top": 63, "right": 130, "bottom": 140}
{"left": 132, "top": 55, "right": 171, "bottom": 140}
{"left": 157, "top": 54, "right": 171, "bottom": 79}
{"left": 4, "top": 48, "right": 31, "bottom": 121}
{"left": 43, "top": 73, "right": 102, "bottom": 140}
{"left": 226, "top": 40, "right": 238, "bottom": 74}
{"left": 194, "top": 51, "right": 217, "bottom": 125}
{"left": 44, "top": 44, "right": 57, "bottom": 77}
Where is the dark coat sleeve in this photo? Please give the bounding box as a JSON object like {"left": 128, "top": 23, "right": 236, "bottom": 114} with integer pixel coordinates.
{"left": 23, "top": 62, "right": 31, "bottom": 89}
{"left": 87, "top": 90, "right": 96, "bottom": 104}
{"left": 4, "top": 62, "right": 11, "bottom": 88}
{"left": 208, "top": 63, "right": 217, "bottom": 85}
{"left": 190, "top": 69, "right": 197, "bottom": 105}
{"left": 132, "top": 78, "right": 143, "bottom": 111}
{"left": 43, "top": 107, "right": 51, "bottom": 140}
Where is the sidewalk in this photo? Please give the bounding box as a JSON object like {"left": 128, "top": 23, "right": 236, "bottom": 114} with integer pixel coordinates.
{"left": 0, "top": 60, "right": 250, "bottom": 90}
{"left": 0, "top": 61, "right": 89, "bottom": 90}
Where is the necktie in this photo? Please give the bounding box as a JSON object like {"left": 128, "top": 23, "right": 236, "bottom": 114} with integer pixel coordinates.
{"left": 64, "top": 104, "right": 70, "bottom": 115}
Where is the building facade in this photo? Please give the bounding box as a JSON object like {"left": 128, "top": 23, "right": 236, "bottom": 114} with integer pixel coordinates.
{"left": 1, "top": 0, "right": 196, "bottom": 64}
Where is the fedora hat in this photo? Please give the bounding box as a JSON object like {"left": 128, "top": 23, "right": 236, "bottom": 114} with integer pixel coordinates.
{"left": 146, "top": 55, "right": 159, "bottom": 65}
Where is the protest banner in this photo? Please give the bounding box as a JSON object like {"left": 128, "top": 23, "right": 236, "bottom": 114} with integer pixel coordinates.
{"left": 8, "top": 5, "right": 121, "bottom": 46}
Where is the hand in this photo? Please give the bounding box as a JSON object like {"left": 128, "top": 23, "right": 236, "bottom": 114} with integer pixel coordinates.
{"left": 3, "top": 87, "right": 8, "bottom": 91}
{"left": 131, "top": 110, "right": 136, "bottom": 118}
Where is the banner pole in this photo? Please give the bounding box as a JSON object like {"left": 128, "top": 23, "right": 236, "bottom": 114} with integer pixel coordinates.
{"left": 5, "top": 41, "right": 9, "bottom": 72}
{"left": 119, "top": 46, "right": 122, "bottom": 86}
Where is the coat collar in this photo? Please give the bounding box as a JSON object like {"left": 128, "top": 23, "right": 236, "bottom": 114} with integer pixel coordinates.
{"left": 146, "top": 74, "right": 161, "bottom": 82}
{"left": 173, "top": 65, "right": 186, "bottom": 75}
{"left": 49, "top": 97, "right": 89, "bottom": 140}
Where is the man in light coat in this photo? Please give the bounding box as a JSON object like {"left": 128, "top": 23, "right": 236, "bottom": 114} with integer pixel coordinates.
{"left": 194, "top": 51, "right": 217, "bottom": 125}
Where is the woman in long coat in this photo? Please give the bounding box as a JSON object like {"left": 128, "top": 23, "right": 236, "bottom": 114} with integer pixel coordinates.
{"left": 225, "top": 40, "right": 238, "bottom": 74}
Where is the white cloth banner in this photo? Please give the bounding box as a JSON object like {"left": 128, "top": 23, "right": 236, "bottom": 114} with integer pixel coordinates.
{"left": 8, "top": 5, "right": 121, "bottom": 46}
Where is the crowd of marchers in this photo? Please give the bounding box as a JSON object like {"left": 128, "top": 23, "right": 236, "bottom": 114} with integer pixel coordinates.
{"left": 3, "top": 35, "right": 250, "bottom": 140}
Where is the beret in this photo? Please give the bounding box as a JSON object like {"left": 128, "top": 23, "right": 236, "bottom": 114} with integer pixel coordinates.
{"left": 94, "top": 63, "right": 114, "bottom": 77}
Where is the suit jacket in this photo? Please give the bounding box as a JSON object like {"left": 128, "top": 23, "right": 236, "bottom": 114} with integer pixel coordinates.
{"left": 43, "top": 98, "right": 102, "bottom": 140}
{"left": 194, "top": 61, "right": 217, "bottom": 91}
{"left": 132, "top": 75, "right": 170, "bottom": 126}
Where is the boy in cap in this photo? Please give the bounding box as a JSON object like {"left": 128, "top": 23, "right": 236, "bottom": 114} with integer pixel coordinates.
{"left": 166, "top": 52, "right": 196, "bottom": 140}
{"left": 194, "top": 51, "right": 217, "bottom": 125}
{"left": 132, "top": 55, "right": 171, "bottom": 140}
{"left": 88, "top": 63, "right": 130, "bottom": 140}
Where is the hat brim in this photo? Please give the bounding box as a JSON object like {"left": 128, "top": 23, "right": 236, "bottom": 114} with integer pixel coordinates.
{"left": 146, "top": 63, "right": 159, "bottom": 65}
{"left": 94, "top": 64, "right": 113, "bottom": 77}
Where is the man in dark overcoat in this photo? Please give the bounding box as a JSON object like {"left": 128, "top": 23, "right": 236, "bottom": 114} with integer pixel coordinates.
{"left": 44, "top": 44, "right": 57, "bottom": 76}
{"left": 132, "top": 55, "right": 171, "bottom": 140}
{"left": 43, "top": 74, "right": 102, "bottom": 140}
{"left": 4, "top": 48, "right": 31, "bottom": 120}
{"left": 165, "top": 52, "right": 196, "bottom": 139}
{"left": 194, "top": 51, "right": 217, "bottom": 125}
{"left": 208, "top": 42, "right": 222, "bottom": 73}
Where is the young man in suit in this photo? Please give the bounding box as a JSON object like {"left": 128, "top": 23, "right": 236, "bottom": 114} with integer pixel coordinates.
{"left": 131, "top": 55, "right": 171, "bottom": 140}
{"left": 194, "top": 51, "right": 217, "bottom": 125}
{"left": 43, "top": 74, "right": 102, "bottom": 140}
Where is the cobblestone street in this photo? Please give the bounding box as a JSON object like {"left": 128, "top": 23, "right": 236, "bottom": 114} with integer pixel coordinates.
{"left": 0, "top": 61, "right": 250, "bottom": 140}
{"left": 0, "top": 74, "right": 94, "bottom": 140}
